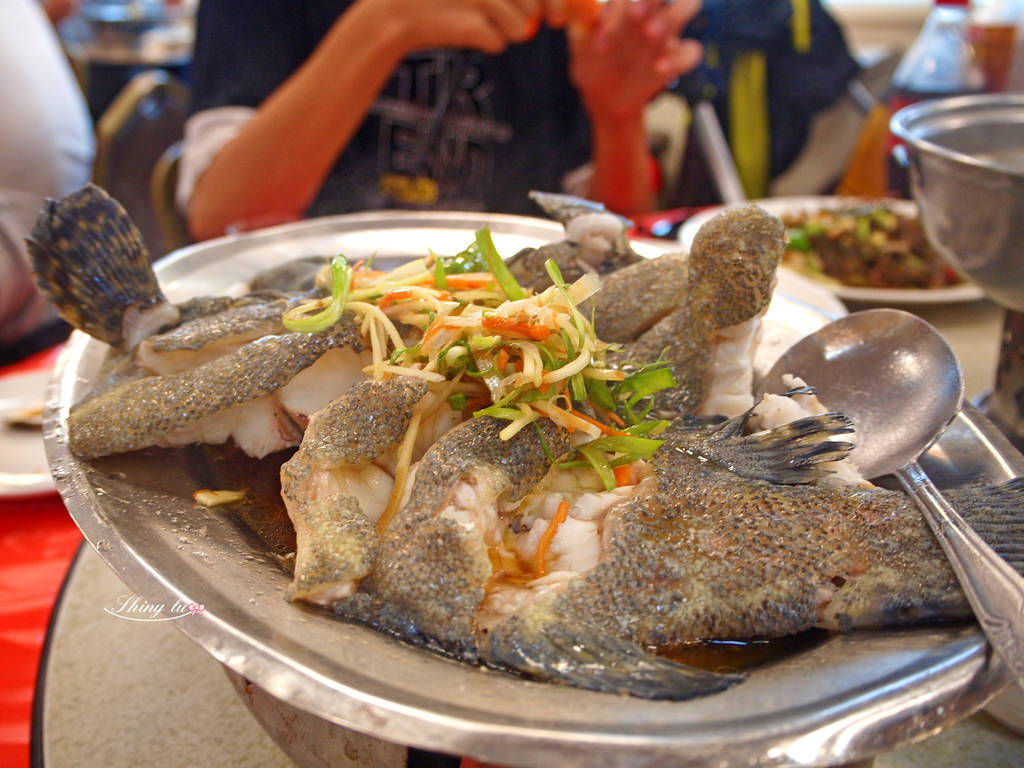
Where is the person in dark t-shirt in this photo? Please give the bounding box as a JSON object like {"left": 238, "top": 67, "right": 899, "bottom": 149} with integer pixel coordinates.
{"left": 178, "top": 0, "right": 703, "bottom": 241}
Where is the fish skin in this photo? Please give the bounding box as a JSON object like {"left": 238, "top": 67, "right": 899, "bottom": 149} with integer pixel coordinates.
{"left": 27, "top": 183, "right": 180, "bottom": 350}
{"left": 619, "top": 204, "right": 785, "bottom": 415}
{"left": 483, "top": 600, "right": 743, "bottom": 700}
{"left": 507, "top": 241, "right": 588, "bottom": 294}
{"left": 591, "top": 253, "right": 689, "bottom": 344}
{"left": 619, "top": 303, "right": 710, "bottom": 412}
{"left": 285, "top": 378, "right": 429, "bottom": 474}
{"left": 530, "top": 416, "right": 976, "bottom": 647}
{"left": 248, "top": 255, "right": 330, "bottom": 294}
{"left": 687, "top": 203, "right": 783, "bottom": 331}
{"left": 142, "top": 297, "right": 291, "bottom": 356}
{"left": 135, "top": 296, "right": 294, "bottom": 375}
{"left": 288, "top": 495, "right": 380, "bottom": 604}
{"left": 320, "top": 408, "right": 1022, "bottom": 700}
{"left": 68, "top": 321, "right": 362, "bottom": 459}
{"left": 363, "top": 417, "right": 571, "bottom": 655}
{"left": 337, "top": 414, "right": 743, "bottom": 700}
{"left": 173, "top": 295, "right": 240, "bottom": 323}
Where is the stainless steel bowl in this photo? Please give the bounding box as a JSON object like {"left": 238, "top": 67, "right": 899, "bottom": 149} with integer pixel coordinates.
{"left": 890, "top": 93, "right": 1024, "bottom": 312}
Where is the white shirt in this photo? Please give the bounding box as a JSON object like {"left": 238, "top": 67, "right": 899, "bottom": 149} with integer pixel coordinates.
{"left": 0, "top": 0, "right": 95, "bottom": 344}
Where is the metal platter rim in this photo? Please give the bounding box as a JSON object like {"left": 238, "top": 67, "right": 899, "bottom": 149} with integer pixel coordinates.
{"left": 43, "top": 211, "right": 1010, "bottom": 767}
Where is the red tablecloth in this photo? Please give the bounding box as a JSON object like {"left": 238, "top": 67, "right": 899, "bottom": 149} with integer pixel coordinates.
{"left": 0, "top": 347, "right": 83, "bottom": 768}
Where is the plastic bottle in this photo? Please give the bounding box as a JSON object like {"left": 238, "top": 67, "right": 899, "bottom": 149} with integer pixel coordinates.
{"left": 1009, "top": 17, "right": 1024, "bottom": 90}
{"left": 969, "top": 0, "right": 1023, "bottom": 91}
{"left": 887, "top": 0, "right": 986, "bottom": 196}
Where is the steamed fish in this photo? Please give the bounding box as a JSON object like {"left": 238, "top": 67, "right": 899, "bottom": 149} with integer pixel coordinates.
{"left": 68, "top": 323, "right": 362, "bottom": 459}
{"left": 506, "top": 190, "right": 643, "bottom": 292}
{"left": 281, "top": 378, "right": 428, "bottom": 604}
{"left": 327, "top": 399, "right": 1023, "bottom": 699}
{"left": 31, "top": 184, "right": 1024, "bottom": 704}
{"left": 29, "top": 184, "right": 371, "bottom": 458}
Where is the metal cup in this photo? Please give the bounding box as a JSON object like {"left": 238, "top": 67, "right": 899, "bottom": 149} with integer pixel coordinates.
{"left": 891, "top": 94, "right": 1024, "bottom": 446}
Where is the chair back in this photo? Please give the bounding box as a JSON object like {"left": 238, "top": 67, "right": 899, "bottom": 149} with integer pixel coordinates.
{"left": 92, "top": 69, "right": 190, "bottom": 258}
{"left": 150, "top": 140, "right": 190, "bottom": 253}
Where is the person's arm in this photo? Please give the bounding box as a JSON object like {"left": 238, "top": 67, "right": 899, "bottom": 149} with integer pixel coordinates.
{"left": 187, "top": 0, "right": 550, "bottom": 241}
{"left": 569, "top": 0, "right": 702, "bottom": 215}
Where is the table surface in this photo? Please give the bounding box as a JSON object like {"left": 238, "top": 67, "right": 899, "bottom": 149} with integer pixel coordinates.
{"left": 2, "top": 292, "right": 1021, "bottom": 768}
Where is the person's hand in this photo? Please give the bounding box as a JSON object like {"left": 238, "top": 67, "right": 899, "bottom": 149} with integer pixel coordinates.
{"left": 42, "top": 0, "right": 81, "bottom": 24}
{"left": 569, "top": 0, "right": 703, "bottom": 123}
{"left": 363, "top": 0, "right": 555, "bottom": 55}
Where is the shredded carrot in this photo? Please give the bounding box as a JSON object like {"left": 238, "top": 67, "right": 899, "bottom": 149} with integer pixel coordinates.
{"left": 496, "top": 348, "right": 510, "bottom": 375}
{"left": 377, "top": 287, "right": 414, "bottom": 309}
{"left": 569, "top": 409, "right": 628, "bottom": 436}
{"left": 351, "top": 259, "right": 365, "bottom": 271}
{"left": 421, "top": 320, "right": 458, "bottom": 347}
{"left": 599, "top": 408, "right": 627, "bottom": 429}
{"left": 446, "top": 272, "right": 496, "bottom": 289}
{"left": 535, "top": 501, "right": 570, "bottom": 577}
{"left": 482, "top": 316, "right": 551, "bottom": 341}
{"left": 613, "top": 464, "right": 635, "bottom": 487}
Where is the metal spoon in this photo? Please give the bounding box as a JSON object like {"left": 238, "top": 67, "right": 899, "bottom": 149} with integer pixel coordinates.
{"left": 759, "top": 308, "right": 1024, "bottom": 685}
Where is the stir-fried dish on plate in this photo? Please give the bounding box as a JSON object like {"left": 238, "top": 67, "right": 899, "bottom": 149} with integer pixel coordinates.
{"left": 28, "top": 185, "right": 1024, "bottom": 701}
{"left": 781, "top": 201, "right": 962, "bottom": 290}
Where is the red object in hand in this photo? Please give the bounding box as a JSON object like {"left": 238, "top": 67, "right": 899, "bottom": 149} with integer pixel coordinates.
{"left": 566, "top": 0, "right": 601, "bottom": 29}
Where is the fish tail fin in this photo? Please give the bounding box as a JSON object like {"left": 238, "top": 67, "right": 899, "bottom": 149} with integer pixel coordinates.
{"left": 483, "top": 614, "right": 742, "bottom": 701}
{"left": 27, "top": 183, "right": 178, "bottom": 350}
{"left": 696, "top": 406, "right": 855, "bottom": 485}
{"left": 948, "top": 477, "right": 1024, "bottom": 575}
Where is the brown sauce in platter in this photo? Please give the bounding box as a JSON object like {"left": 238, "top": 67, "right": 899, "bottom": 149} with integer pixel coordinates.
{"left": 654, "top": 630, "right": 833, "bottom": 674}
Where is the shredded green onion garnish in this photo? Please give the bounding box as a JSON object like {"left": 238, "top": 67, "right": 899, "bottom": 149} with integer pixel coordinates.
{"left": 277, "top": 229, "right": 682, "bottom": 494}
{"left": 444, "top": 241, "right": 488, "bottom": 274}
{"left": 477, "top": 226, "right": 526, "bottom": 300}
{"left": 579, "top": 444, "right": 616, "bottom": 490}
{"left": 611, "top": 362, "right": 677, "bottom": 425}
{"left": 433, "top": 254, "right": 449, "bottom": 290}
{"left": 283, "top": 255, "right": 353, "bottom": 333}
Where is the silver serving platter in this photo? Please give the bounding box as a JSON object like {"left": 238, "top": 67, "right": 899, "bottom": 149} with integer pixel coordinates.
{"left": 44, "top": 211, "right": 1014, "bottom": 768}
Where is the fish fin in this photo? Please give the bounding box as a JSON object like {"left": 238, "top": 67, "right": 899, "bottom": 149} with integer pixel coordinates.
{"left": 528, "top": 190, "right": 634, "bottom": 229}
{"left": 483, "top": 614, "right": 742, "bottom": 701}
{"left": 948, "top": 478, "right": 1024, "bottom": 575}
{"left": 673, "top": 409, "right": 856, "bottom": 485}
{"left": 27, "top": 183, "right": 177, "bottom": 349}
